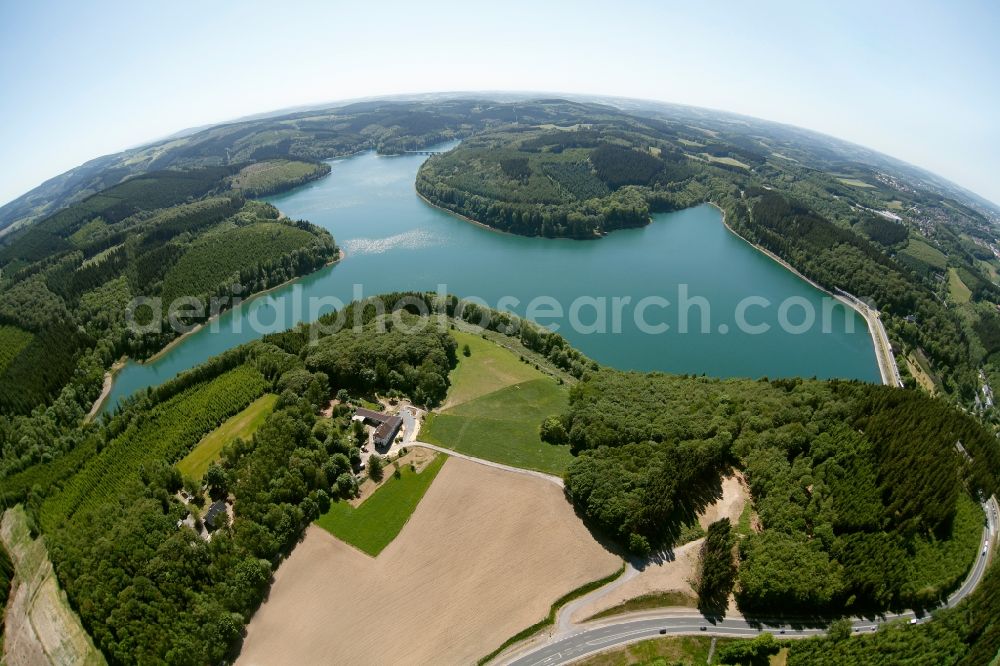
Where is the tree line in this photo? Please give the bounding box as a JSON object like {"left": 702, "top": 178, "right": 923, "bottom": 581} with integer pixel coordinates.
{"left": 559, "top": 369, "right": 997, "bottom": 615}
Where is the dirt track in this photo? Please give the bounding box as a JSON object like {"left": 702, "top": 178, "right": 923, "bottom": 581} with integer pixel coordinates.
{"left": 237, "top": 457, "right": 619, "bottom": 666}
{"left": 570, "top": 473, "right": 748, "bottom": 622}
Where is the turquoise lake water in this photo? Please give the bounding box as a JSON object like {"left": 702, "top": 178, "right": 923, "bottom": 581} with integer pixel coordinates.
{"left": 104, "top": 148, "right": 879, "bottom": 410}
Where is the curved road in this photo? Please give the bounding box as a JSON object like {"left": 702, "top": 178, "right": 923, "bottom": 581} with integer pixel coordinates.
{"left": 501, "top": 496, "right": 999, "bottom": 666}
{"left": 400, "top": 408, "right": 998, "bottom": 665}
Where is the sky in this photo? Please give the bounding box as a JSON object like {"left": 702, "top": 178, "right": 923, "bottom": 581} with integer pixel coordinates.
{"left": 1, "top": 0, "right": 998, "bottom": 207}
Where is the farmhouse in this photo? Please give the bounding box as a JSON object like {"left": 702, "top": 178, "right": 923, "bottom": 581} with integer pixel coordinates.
{"left": 354, "top": 408, "right": 403, "bottom": 447}
{"left": 204, "top": 500, "right": 228, "bottom": 531}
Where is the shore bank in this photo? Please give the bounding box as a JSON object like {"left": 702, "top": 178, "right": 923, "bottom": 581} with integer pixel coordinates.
{"left": 711, "top": 203, "right": 899, "bottom": 387}
{"left": 415, "top": 190, "right": 525, "bottom": 238}
{"left": 415, "top": 189, "right": 627, "bottom": 240}
{"left": 140, "top": 248, "right": 344, "bottom": 366}
{"left": 100, "top": 248, "right": 345, "bottom": 413}
{"left": 85, "top": 358, "right": 127, "bottom": 421}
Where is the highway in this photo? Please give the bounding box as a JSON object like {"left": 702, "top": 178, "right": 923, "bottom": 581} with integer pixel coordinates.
{"left": 502, "top": 496, "right": 998, "bottom": 666}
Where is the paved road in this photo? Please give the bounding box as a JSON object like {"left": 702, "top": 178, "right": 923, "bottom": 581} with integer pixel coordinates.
{"left": 503, "top": 496, "right": 998, "bottom": 666}
{"left": 402, "top": 416, "right": 1000, "bottom": 665}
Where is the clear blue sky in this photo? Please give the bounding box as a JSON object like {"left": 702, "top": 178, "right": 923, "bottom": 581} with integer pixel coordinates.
{"left": 1, "top": 0, "right": 998, "bottom": 207}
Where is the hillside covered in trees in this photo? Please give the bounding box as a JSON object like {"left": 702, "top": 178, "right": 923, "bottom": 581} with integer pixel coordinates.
{"left": 562, "top": 369, "right": 996, "bottom": 615}
{"left": 10, "top": 303, "right": 460, "bottom": 664}
{"left": 2, "top": 95, "right": 1000, "bottom": 662}
{"left": 0, "top": 172, "right": 335, "bottom": 480}
{"left": 2, "top": 296, "right": 1000, "bottom": 662}
{"left": 4, "top": 97, "right": 1000, "bottom": 413}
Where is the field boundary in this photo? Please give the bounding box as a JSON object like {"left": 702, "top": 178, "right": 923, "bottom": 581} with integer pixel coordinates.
{"left": 478, "top": 561, "right": 626, "bottom": 665}
{"left": 0, "top": 506, "right": 105, "bottom": 666}
{"left": 314, "top": 452, "right": 447, "bottom": 556}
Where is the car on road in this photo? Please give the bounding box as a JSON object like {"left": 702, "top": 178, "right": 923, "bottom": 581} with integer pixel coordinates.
{"left": 659, "top": 629, "right": 666, "bottom": 635}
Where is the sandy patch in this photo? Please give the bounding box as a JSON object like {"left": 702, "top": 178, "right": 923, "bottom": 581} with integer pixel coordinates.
{"left": 237, "top": 457, "right": 619, "bottom": 666}
{"left": 572, "top": 472, "right": 748, "bottom": 621}
{"left": 698, "top": 472, "right": 747, "bottom": 529}
{"left": 571, "top": 540, "right": 702, "bottom": 623}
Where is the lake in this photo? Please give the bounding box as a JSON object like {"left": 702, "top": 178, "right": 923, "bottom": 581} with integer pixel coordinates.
{"left": 104, "top": 148, "right": 879, "bottom": 410}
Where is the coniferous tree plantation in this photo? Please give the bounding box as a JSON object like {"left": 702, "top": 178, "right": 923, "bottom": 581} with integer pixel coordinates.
{"left": 1, "top": 97, "right": 1000, "bottom": 665}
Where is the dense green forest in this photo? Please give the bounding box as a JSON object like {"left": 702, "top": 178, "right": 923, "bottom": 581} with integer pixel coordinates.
{"left": 230, "top": 159, "right": 331, "bottom": 197}
{"left": 2, "top": 97, "right": 1000, "bottom": 663}
{"left": 0, "top": 186, "right": 334, "bottom": 481}
{"left": 697, "top": 518, "right": 736, "bottom": 616}
{"left": 2, "top": 299, "right": 1000, "bottom": 662}
{"left": 22, "top": 304, "right": 465, "bottom": 663}
{"left": 304, "top": 313, "right": 457, "bottom": 406}
{"left": 562, "top": 369, "right": 995, "bottom": 614}
{"left": 785, "top": 556, "right": 1000, "bottom": 665}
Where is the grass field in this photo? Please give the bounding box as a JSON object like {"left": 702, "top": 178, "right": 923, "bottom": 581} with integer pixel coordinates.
{"left": 424, "top": 378, "right": 573, "bottom": 474}
{"left": 0, "top": 325, "right": 34, "bottom": 374}
{"left": 901, "top": 238, "right": 948, "bottom": 270}
{"left": 586, "top": 590, "right": 697, "bottom": 621}
{"left": 836, "top": 177, "right": 875, "bottom": 188}
{"left": 575, "top": 635, "right": 738, "bottom": 666}
{"left": 978, "top": 259, "right": 999, "bottom": 282}
{"left": 443, "top": 330, "right": 544, "bottom": 408}
{"left": 176, "top": 393, "right": 277, "bottom": 479}
{"left": 906, "top": 353, "right": 938, "bottom": 394}
{"left": 422, "top": 331, "right": 575, "bottom": 474}
{"left": 314, "top": 453, "right": 446, "bottom": 556}
{"left": 948, "top": 267, "right": 973, "bottom": 303}
{"left": 704, "top": 154, "right": 749, "bottom": 169}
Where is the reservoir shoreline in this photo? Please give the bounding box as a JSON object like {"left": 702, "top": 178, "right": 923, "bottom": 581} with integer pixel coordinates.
{"left": 102, "top": 150, "right": 880, "bottom": 412}
{"left": 419, "top": 190, "right": 893, "bottom": 387}
{"left": 712, "top": 202, "right": 898, "bottom": 387}
{"left": 138, "top": 248, "right": 345, "bottom": 367}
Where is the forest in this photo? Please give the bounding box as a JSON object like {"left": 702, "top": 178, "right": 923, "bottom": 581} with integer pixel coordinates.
{"left": 2, "top": 98, "right": 1000, "bottom": 663}
{"left": 0, "top": 299, "right": 999, "bottom": 662}
{"left": 785, "top": 555, "right": 1000, "bottom": 665}
{"left": 304, "top": 313, "right": 457, "bottom": 407}
{"left": 561, "top": 369, "right": 996, "bottom": 614}
{"left": 22, "top": 306, "right": 469, "bottom": 664}
{"left": 0, "top": 190, "right": 333, "bottom": 426}
{"left": 230, "top": 159, "right": 331, "bottom": 197}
